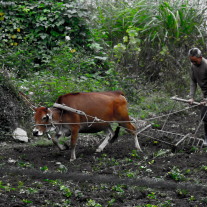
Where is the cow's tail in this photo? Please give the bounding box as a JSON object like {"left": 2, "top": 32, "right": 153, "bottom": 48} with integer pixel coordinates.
{"left": 109, "top": 126, "right": 120, "bottom": 144}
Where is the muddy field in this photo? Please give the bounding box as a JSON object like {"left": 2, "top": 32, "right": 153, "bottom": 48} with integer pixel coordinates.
{"left": 1, "top": 107, "right": 207, "bottom": 207}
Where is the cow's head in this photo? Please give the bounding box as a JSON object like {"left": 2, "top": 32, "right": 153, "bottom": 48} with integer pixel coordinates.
{"left": 33, "top": 107, "right": 54, "bottom": 136}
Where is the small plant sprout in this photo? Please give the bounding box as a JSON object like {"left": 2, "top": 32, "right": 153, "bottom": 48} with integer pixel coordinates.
{"left": 60, "top": 185, "right": 72, "bottom": 197}
{"left": 147, "top": 192, "right": 157, "bottom": 200}
{"left": 189, "top": 196, "right": 196, "bottom": 201}
{"left": 201, "top": 165, "right": 207, "bottom": 171}
{"left": 56, "top": 162, "right": 68, "bottom": 173}
{"left": 185, "top": 169, "right": 191, "bottom": 175}
{"left": 176, "top": 189, "right": 188, "bottom": 196}
{"left": 40, "top": 166, "right": 48, "bottom": 172}
{"left": 107, "top": 199, "right": 115, "bottom": 206}
{"left": 168, "top": 166, "right": 185, "bottom": 181}
{"left": 112, "top": 185, "right": 124, "bottom": 194}
{"left": 127, "top": 171, "right": 134, "bottom": 177}
{"left": 86, "top": 199, "right": 102, "bottom": 207}
{"left": 23, "top": 199, "right": 32, "bottom": 204}
{"left": 148, "top": 160, "right": 154, "bottom": 165}
{"left": 130, "top": 150, "right": 140, "bottom": 159}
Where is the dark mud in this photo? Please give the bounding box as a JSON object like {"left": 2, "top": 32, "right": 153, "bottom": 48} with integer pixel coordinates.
{"left": 1, "top": 107, "right": 207, "bottom": 207}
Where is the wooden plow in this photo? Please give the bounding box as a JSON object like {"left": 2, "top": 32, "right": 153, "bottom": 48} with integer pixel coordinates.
{"left": 137, "top": 96, "right": 204, "bottom": 150}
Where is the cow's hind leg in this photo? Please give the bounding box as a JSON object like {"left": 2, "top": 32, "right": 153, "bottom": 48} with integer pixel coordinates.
{"left": 96, "top": 125, "right": 114, "bottom": 152}
{"left": 52, "top": 133, "right": 69, "bottom": 151}
{"left": 70, "top": 127, "right": 79, "bottom": 162}
{"left": 120, "top": 122, "right": 142, "bottom": 151}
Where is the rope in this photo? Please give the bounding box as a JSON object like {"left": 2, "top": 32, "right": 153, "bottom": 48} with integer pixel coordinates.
{"left": 35, "top": 104, "right": 198, "bottom": 128}
{"left": 143, "top": 104, "right": 199, "bottom": 121}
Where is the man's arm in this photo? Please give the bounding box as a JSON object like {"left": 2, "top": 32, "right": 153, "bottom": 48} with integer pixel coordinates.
{"left": 190, "top": 67, "right": 197, "bottom": 97}
{"left": 189, "top": 66, "right": 197, "bottom": 104}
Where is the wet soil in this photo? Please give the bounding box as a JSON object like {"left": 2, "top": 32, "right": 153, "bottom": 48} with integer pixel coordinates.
{"left": 1, "top": 107, "right": 207, "bottom": 207}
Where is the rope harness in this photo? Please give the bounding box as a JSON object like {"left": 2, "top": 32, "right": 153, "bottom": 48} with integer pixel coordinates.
{"left": 34, "top": 102, "right": 200, "bottom": 138}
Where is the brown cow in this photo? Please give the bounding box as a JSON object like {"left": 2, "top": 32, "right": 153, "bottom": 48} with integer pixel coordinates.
{"left": 33, "top": 91, "right": 141, "bottom": 161}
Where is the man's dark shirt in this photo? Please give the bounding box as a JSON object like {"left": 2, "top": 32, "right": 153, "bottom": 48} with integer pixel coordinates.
{"left": 190, "top": 58, "right": 207, "bottom": 98}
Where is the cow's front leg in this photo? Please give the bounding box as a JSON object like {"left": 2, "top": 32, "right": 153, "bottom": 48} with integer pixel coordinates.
{"left": 52, "top": 133, "right": 68, "bottom": 151}
{"left": 96, "top": 125, "right": 114, "bottom": 152}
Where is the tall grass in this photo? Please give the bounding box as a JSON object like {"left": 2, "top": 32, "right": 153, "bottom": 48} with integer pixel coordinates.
{"left": 86, "top": 0, "right": 207, "bottom": 99}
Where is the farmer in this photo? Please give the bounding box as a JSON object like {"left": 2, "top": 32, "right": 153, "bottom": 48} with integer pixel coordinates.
{"left": 188, "top": 48, "right": 207, "bottom": 146}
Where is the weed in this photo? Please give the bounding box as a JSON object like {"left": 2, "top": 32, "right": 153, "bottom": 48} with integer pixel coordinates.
{"left": 107, "top": 198, "right": 115, "bottom": 206}
{"left": 18, "top": 181, "right": 24, "bottom": 188}
{"left": 147, "top": 192, "right": 157, "bottom": 200}
{"left": 60, "top": 185, "right": 72, "bottom": 197}
{"left": 185, "top": 169, "right": 191, "bottom": 175}
{"left": 201, "top": 165, "right": 207, "bottom": 171}
{"left": 176, "top": 189, "right": 188, "bottom": 197}
{"left": 130, "top": 150, "right": 140, "bottom": 159}
{"left": 102, "top": 153, "right": 107, "bottom": 157}
{"left": 201, "top": 197, "right": 207, "bottom": 203}
{"left": 159, "top": 199, "right": 174, "bottom": 206}
{"left": 93, "top": 166, "right": 99, "bottom": 171}
{"left": 112, "top": 185, "right": 124, "bottom": 193}
{"left": 86, "top": 199, "right": 102, "bottom": 207}
{"left": 148, "top": 160, "right": 154, "bottom": 165}
{"left": 74, "top": 190, "right": 83, "bottom": 198}
{"left": 26, "top": 187, "right": 38, "bottom": 194}
{"left": 23, "top": 199, "right": 32, "bottom": 204}
{"left": 0, "top": 181, "right": 15, "bottom": 192}
{"left": 40, "top": 166, "right": 48, "bottom": 172}
{"left": 189, "top": 196, "right": 195, "bottom": 201}
{"left": 56, "top": 162, "right": 68, "bottom": 173}
{"left": 168, "top": 166, "right": 185, "bottom": 181}
{"left": 153, "top": 149, "right": 170, "bottom": 159}
{"left": 17, "top": 160, "right": 34, "bottom": 168}
{"left": 127, "top": 172, "right": 134, "bottom": 177}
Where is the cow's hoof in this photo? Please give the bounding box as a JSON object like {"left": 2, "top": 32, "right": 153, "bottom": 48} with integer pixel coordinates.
{"left": 96, "top": 148, "right": 102, "bottom": 153}
{"left": 136, "top": 149, "right": 143, "bottom": 153}
{"left": 70, "top": 158, "right": 76, "bottom": 162}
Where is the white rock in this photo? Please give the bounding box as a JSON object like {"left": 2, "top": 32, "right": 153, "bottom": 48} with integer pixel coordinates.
{"left": 8, "top": 158, "right": 16, "bottom": 163}
{"left": 13, "top": 128, "right": 28, "bottom": 142}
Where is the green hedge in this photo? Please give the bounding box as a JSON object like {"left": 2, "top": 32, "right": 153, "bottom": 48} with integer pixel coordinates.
{"left": 0, "top": 0, "right": 91, "bottom": 75}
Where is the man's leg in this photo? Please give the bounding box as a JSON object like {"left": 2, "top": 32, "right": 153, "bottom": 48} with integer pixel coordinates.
{"left": 201, "top": 106, "right": 207, "bottom": 146}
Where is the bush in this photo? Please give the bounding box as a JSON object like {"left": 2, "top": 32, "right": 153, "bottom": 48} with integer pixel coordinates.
{"left": 0, "top": 0, "right": 91, "bottom": 76}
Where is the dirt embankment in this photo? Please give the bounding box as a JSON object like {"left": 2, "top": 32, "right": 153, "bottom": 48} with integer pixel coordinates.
{"left": 0, "top": 74, "right": 32, "bottom": 139}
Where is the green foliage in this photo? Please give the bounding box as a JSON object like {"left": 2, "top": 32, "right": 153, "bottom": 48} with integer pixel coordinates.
{"left": 88, "top": 0, "right": 207, "bottom": 98}
{"left": 0, "top": 0, "right": 90, "bottom": 47}
{"left": 176, "top": 188, "right": 188, "bottom": 196}
{"left": 86, "top": 199, "right": 102, "bottom": 207}
{"left": 14, "top": 69, "right": 112, "bottom": 107}
{"left": 168, "top": 166, "right": 185, "bottom": 181}
{"left": 60, "top": 185, "right": 72, "bottom": 197}
{"left": 49, "top": 43, "right": 106, "bottom": 75}
{"left": 40, "top": 166, "right": 48, "bottom": 171}
{"left": 23, "top": 199, "right": 32, "bottom": 204}
{"left": 147, "top": 192, "right": 157, "bottom": 200}
{"left": 0, "top": 0, "right": 91, "bottom": 76}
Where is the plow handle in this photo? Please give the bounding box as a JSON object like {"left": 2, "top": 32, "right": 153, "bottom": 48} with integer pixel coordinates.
{"left": 170, "top": 96, "right": 200, "bottom": 105}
